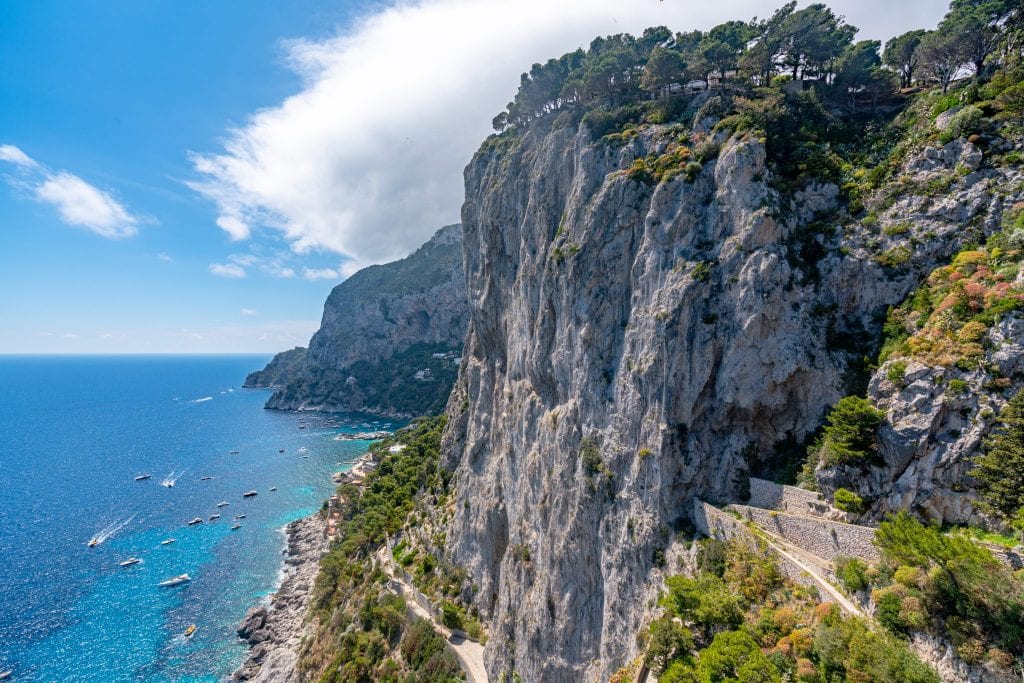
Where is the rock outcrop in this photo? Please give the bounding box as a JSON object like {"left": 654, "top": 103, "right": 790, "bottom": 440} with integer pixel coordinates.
{"left": 248, "top": 225, "right": 469, "bottom": 417}
{"left": 438, "top": 106, "right": 1021, "bottom": 681}
{"left": 233, "top": 515, "right": 327, "bottom": 682}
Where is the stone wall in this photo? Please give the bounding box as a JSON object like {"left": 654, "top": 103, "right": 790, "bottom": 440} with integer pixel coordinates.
{"left": 730, "top": 504, "right": 881, "bottom": 563}
{"left": 692, "top": 501, "right": 821, "bottom": 587}
{"left": 747, "top": 477, "right": 832, "bottom": 518}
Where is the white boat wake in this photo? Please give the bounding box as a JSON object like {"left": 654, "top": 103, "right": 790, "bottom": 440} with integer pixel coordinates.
{"left": 190, "top": 396, "right": 213, "bottom": 404}
{"left": 162, "top": 469, "right": 185, "bottom": 487}
{"left": 87, "top": 514, "right": 135, "bottom": 547}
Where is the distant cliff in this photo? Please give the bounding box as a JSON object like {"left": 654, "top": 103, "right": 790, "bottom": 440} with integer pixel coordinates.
{"left": 245, "top": 224, "right": 468, "bottom": 417}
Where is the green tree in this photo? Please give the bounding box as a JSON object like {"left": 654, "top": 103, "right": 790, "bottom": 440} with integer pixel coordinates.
{"left": 816, "top": 396, "right": 885, "bottom": 466}
{"left": 641, "top": 47, "right": 689, "bottom": 98}
{"left": 647, "top": 617, "right": 695, "bottom": 675}
{"left": 883, "top": 29, "right": 927, "bottom": 88}
{"left": 915, "top": 30, "right": 964, "bottom": 93}
{"left": 778, "top": 3, "right": 856, "bottom": 80}
{"left": 971, "top": 389, "right": 1024, "bottom": 523}
{"left": 946, "top": 0, "right": 1018, "bottom": 77}
{"left": 661, "top": 574, "right": 744, "bottom": 639}
{"left": 696, "top": 630, "right": 780, "bottom": 683}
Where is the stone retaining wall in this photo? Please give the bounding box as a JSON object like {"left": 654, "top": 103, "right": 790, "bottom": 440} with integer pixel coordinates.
{"left": 692, "top": 500, "right": 820, "bottom": 587}
{"left": 747, "top": 478, "right": 832, "bottom": 518}
{"left": 730, "top": 504, "right": 881, "bottom": 563}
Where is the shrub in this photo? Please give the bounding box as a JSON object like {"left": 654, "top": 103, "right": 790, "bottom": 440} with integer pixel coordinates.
{"left": 946, "top": 378, "right": 969, "bottom": 395}
{"left": 995, "top": 83, "right": 1024, "bottom": 116}
{"left": 971, "top": 389, "right": 1024, "bottom": 523}
{"left": 833, "top": 488, "right": 866, "bottom": 514}
{"left": 439, "top": 600, "right": 465, "bottom": 630}
{"left": 835, "top": 556, "right": 870, "bottom": 592}
{"left": 817, "top": 396, "right": 886, "bottom": 467}
{"left": 940, "top": 105, "right": 983, "bottom": 144}
{"left": 886, "top": 361, "right": 908, "bottom": 386}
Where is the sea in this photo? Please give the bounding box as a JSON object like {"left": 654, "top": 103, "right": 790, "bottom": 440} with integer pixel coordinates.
{"left": 0, "top": 355, "right": 398, "bottom": 682}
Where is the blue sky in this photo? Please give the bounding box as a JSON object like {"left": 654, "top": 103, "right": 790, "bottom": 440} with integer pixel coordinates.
{"left": 0, "top": 0, "right": 948, "bottom": 353}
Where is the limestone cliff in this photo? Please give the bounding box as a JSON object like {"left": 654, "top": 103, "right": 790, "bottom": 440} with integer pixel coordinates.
{"left": 248, "top": 224, "right": 468, "bottom": 417}
{"left": 438, "top": 101, "right": 1023, "bottom": 680}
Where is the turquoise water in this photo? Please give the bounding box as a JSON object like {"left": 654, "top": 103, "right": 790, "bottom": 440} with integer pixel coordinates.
{"left": 0, "top": 355, "right": 397, "bottom": 681}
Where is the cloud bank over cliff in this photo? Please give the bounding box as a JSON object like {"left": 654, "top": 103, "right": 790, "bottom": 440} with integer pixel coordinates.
{"left": 189, "top": 0, "right": 945, "bottom": 266}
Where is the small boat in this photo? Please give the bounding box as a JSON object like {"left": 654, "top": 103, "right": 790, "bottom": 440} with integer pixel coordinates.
{"left": 278, "top": 448, "right": 285, "bottom": 453}
{"left": 243, "top": 491, "right": 258, "bottom": 498}
{"left": 234, "top": 514, "right": 246, "bottom": 520}
{"left": 184, "top": 624, "right": 196, "bottom": 638}
{"left": 158, "top": 574, "right": 190, "bottom": 588}
{"left": 160, "top": 538, "right": 176, "bottom": 546}
{"left": 269, "top": 487, "right": 277, "bottom": 492}
{"left": 230, "top": 523, "right": 241, "bottom": 530}
{"left": 209, "top": 514, "right": 220, "bottom": 521}
{"left": 301, "top": 455, "right": 309, "bottom": 459}
{"left": 229, "top": 450, "right": 239, "bottom": 454}
{"left": 187, "top": 517, "right": 203, "bottom": 525}
{"left": 88, "top": 537, "right": 100, "bottom": 548}
{"left": 119, "top": 557, "right": 142, "bottom": 567}
{"left": 134, "top": 474, "right": 152, "bottom": 481}
{"left": 200, "top": 476, "right": 212, "bottom": 481}
{"left": 299, "top": 425, "right": 306, "bottom": 429}
{"left": 0, "top": 670, "right": 12, "bottom": 680}
{"left": 216, "top": 501, "right": 228, "bottom": 508}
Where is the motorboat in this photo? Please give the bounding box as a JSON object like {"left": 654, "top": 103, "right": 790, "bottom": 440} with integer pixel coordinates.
{"left": 87, "top": 537, "right": 100, "bottom": 548}
{"left": 278, "top": 448, "right": 285, "bottom": 453}
{"left": 269, "top": 487, "right": 277, "bottom": 492}
{"left": 200, "top": 476, "right": 212, "bottom": 481}
{"left": 184, "top": 624, "right": 196, "bottom": 638}
{"left": 134, "top": 474, "right": 152, "bottom": 481}
{"left": 119, "top": 557, "right": 142, "bottom": 567}
{"left": 158, "top": 574, "right": 190, "bottom": 588}
{"left": 229, "top": 450, "right": 239, "bottom": 454}
{"left": 160, "top": 538, "right": 176, "bottom": 545}
{"left": 216, "top": 501, "right": 228, "bottom": 508}
{"left": 230, "top": 523, "right": 241, "bottom": 530}
{"left": 209, "top": 514, "right": 220, "bottom": 521}
{"left": 242, "top": 491, "right": 258, "bottom": 498}
{"left": 0, "top": 670, "right": 12, "bottom": 680}
{"left": 187, "top": 517, "right": 203, "bottom": 525}
{"left": 234, "top": 514, "right": 246, "bottom": 519}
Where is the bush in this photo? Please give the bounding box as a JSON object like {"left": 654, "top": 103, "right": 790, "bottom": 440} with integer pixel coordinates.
{"left": 940, "top": 105, "right": 983, "bottom": 144}
{"left": 995, "top": 83, "right": 1024, "bottom": 116}
{"left": 817, "top": 396, "right": 886, "bottom": 467}
{"left": 836, "top": 556, "right": 870, "bottom": 592}
{"left": 886, "top": 360, "right": 908, "bottom": 385}
{"left": 833, "top": 488, "right": 866, "bottom": 514}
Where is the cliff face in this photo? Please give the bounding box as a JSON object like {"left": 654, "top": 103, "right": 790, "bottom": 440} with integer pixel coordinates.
{"left": 249, "top": 224, "right": 469, "bottom": 417}
{"left": 439, "top": 107, "right": 1020, "bottom": 680}
{"left": 245, "top": 347, "right": 307, "bottom": 388}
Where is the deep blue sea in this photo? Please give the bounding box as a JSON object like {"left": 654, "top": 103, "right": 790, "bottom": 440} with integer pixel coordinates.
{"left": 0, "top": 355, "right": 397, "bottom": 682}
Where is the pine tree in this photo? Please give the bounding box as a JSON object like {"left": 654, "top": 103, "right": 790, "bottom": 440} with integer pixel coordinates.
{"left": 971, "top": 389, "right": 1024, "bottom": 523}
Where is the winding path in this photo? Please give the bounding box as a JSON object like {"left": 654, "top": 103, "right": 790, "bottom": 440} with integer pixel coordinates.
{"left": 377, "top": 546, "right": 489, "bottom": 683}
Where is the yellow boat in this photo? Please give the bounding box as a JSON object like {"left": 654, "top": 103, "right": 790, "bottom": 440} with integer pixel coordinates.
{"left": 184, "top": 624, "right": 196, "bottom": 638}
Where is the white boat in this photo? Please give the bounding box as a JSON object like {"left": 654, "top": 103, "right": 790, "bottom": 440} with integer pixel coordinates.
{"left": 0, "top": 670, "right": 12, "bottom": 680}
{"left": 200, "top": 476, "right": 212, "bottom": 481}
{"left": 243, "top": 491, "right": 257, "bottom": 498}
{"left": 215, "top": 501, "right": 228, "bottom": 508}
{"left": 160, "top": 538, "right": 176, "bottom": 545}
{"left": 119, "top": 557, "right": 142, "bottom": 567}
{"left": 230, "top": 523, "right": 241, "bottom": 530}
{"left": 134, "top": 474, "right": 151, "bottom": 481}
{"left": 158, "top": 574, "right": 191, "bottom": 587}
{"left": 209, "top": 514, "right": 220, "bottom": 521}
{"left": 269, "top": 487, "right": 277, "bottom": 492}
{"left": 187, "top": 517, "right": 203, "bottom": 525}
{"left": 234, "top": 514, "right": 246, "bottom": 520}
{"left": 87, "top": 537, "right": 100, "bottom": 548}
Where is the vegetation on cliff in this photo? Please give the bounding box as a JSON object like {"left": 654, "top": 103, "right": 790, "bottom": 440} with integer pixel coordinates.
{"left": 299, "top": 416, "right": 463, "bottom": 681}
{"left": 643, "top": 538, "right": 938, "bottom": 683}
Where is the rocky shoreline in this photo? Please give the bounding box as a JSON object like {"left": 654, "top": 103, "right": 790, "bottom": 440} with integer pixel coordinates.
{"left": 232, "top": 514, "right": 328, "bottom": 682}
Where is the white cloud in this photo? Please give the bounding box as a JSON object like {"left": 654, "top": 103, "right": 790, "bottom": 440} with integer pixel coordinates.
{"left": 188, "top": 0, "right": 945, "bottom": 266}
{"left": 157, "top": 252, "right": 173, "bottom": 262}
{"left": 240, "top": 308, "right": 259, "bottom": 316}
{"left": 209, "top": 262, "right": 247, "bottom": 278}
{"left": 0, "top": 144, "right": 142, "bottom": 238}
{"left": 0, "top": 144, "right": 38, "bottom": 168}
{"left": 302, "top": 265, "right": 342, "bottom": 281}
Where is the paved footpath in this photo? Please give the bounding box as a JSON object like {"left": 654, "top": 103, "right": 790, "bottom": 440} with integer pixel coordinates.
{"left": 378, "top": 546, "right": 489, "bottom": 683}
